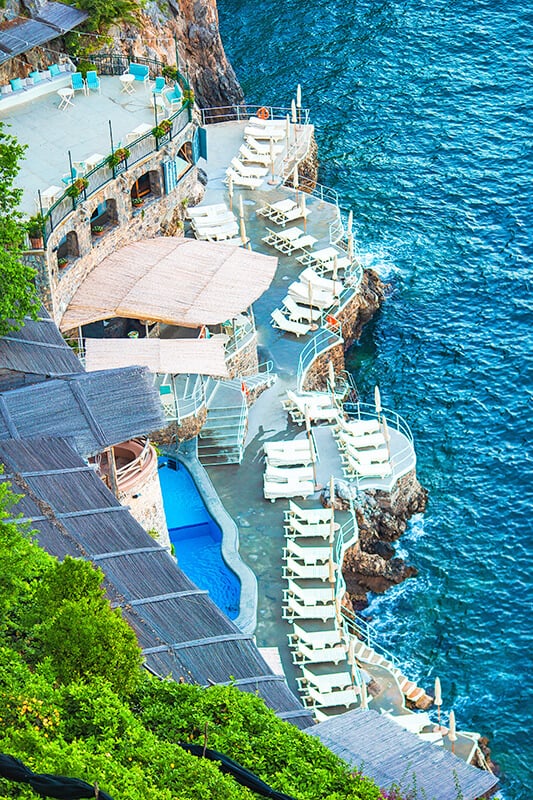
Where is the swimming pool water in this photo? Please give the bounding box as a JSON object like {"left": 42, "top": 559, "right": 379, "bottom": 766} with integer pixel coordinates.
{"left": 158, "top": 460, "right": 240, "bottom": 619}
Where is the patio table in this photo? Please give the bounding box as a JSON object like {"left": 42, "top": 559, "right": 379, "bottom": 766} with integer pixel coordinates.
{"left": 57, "top": 87, "right": 74, "bottom": 110}
{"left": 119, "top": 74, "right": 135, "bottom": 94}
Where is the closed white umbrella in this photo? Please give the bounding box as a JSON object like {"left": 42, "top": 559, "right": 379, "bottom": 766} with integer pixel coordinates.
{"left": 299, "top": 190, "right": 307, "bottom": 231}
{"left": 448, "top": 709, "right": 457, "bottom": 754}
{"left": 238, "top": 196, "right": 249, "bottom": 250}
{"left": 347, "top": 210, "right": 354, "bottom": 261}
{"left": 360, "top": 678, "right": 368, "bottom": 709}
{"left": 305, "top": 409, "right": 318, "bottom": 487}
{"left": 268, "top": 137, "right": 276, "bottom": 185}
{"left": 296, "top": 83, "right": 302, "bottom": 110}
{"left": 332, "top": 254, "right": 339, "bottom": 282}
{"left": 347, "top": 636, "right": 356, "bottom": 665}
{"left": 293, "top": 164, "right": 299, "bottom": 200}
{"left": 374, "top": 384, "right": 382, "bottom": 418}
{"left": 382, "top": 414, "right": 391, "bottom": 459}
{"left": 328, "top": 360, "right": 336, "bottom": 395}
{"left": 291, "top": 98, "right": 297, "bottom": 124}
{"left": 434, "top": 676, "right": 442, "bottom": 730}
{"left": 227, "top": 171, "right": 233, "bottom": 212}
{"left": 285, "top": 113, "right": 291, "bottom": 152}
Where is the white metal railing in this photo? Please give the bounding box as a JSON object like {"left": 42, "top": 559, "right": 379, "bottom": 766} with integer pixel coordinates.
{"left": 224, "top": 314, "right": 256, "bottom": 358}
{"left": 200, "top": 104, "right": 310, "bottom": 125}
{"left": 343, "top": 401, "right": 416, "bottom": 481}
{"left": 157, "top": 374, "right": 206, "bottom": 424}
{"left": 297, "top": 320, "right": 344, "bottom": 392}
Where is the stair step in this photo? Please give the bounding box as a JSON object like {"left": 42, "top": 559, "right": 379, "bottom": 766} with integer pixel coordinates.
{"left": 406, "top": 686, "right": 425, "bottom": 702}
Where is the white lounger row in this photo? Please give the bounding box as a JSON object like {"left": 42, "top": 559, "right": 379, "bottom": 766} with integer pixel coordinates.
{"left": 257, "top": 198, "right": 310, "bottom": 227}
{"left": 263, "top": 438, "right": 315, "bottom": 466}
{"left": 262, "top": 226, "right": 317, "bottom": 255}
{"left": 283, "top": 390, "right": 339, "bottom": 425}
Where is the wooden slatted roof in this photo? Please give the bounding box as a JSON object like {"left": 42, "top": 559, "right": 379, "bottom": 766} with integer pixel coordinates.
{"left": 0, "top": 368, "right": 166, "bottom": 457}
{"left": 60, "top": 238, "right": 278, "bottom": 331}
{"left": 309, "top": 709, "right": 499, "bottom": 799}
{"left": 84, "top": 337, "right": 230, "bottom": 378}
{"left": 0, "top": 3, "right": 87, "bottom": 65}
{"left": 0, "top": 437, "right": 313, "bottom": 730}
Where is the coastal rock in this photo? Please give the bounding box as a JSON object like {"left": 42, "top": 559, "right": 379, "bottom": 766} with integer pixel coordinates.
{"left": 325, "top": 470, "right": 427, "bottom": 609}
{"left": 338, "top": 269, "right": 387, "bottom": 348}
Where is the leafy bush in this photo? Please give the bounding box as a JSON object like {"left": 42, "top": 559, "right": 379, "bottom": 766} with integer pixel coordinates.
{"left": 67, "top": 0, "right": 144, "bottom": 33}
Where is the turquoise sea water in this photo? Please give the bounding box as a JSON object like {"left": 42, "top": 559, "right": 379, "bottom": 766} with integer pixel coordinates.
{"left": 218, "top": 1, "right": 532, "bottom": 796}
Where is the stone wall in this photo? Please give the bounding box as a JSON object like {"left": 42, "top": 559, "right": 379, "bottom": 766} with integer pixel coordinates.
{"left": 153, "top": 406, "right": 207, "bottom": 444}
{"left": 118, "top": 462, "right": 171, "bottom": 550}
{"left": 226, "top": 335, "right": 259, "bottom": 379}
{"left": 31, "top": 135, "right": 204, "bottom": 325}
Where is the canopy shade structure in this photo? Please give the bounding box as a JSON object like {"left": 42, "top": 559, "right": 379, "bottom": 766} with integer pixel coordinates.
{"left": 0, "top": 3, "right": 88, "bottom": 65}
{"left": 60, "top": 238, "right": 278, "bottom": 331}
{"left": 85, "top": 337, "right": 230, "bottom": 378}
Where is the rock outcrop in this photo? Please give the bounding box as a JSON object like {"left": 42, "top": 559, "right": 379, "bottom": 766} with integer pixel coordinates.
{"left": 323, "top": 471, "right": 428, "bottom": 610}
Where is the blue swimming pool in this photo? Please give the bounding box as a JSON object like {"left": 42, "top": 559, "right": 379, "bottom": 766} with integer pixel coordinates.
{"left": 158, "top": 459, "right": 241, "bottom": 619}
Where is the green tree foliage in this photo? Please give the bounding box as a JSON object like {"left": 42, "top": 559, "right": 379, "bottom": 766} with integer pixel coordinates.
{"left": 0, "top": 482, "right": 401, "bottom": 800}
{"left": 0, "top": 123, "right": 39, "bottom": 336}
{"left": 67, "top": 0, "right": 144, "bottom": 33}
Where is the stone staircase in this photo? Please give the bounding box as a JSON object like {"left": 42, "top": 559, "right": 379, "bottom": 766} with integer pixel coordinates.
{"left": 351, "top": 637, "right": 430, "bottom": 707}
{"left": 198, "top": 368, "right": 276, "bottom": 466}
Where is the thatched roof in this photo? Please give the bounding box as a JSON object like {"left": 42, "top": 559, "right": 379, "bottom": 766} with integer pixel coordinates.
{"left": 84, "top": 337, "right": 229, "bottom": 378}
{"left": 0, "top": 309, "right": 82, "bottom": 391}
{"left": 60, "top": 238, "right": 278, "bottom": 331}
{"left": 309, "top": 709, "right": 498, "bottom": 799}
{"left": 0, "top": 368, "right": 165, "bottom": 457}
{"left": 0, "top": 437, "right": 313, "bottom": 730}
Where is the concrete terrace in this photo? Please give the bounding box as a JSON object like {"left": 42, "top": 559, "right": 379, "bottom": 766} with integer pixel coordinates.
{"left": 188, "top": 120, "right": 417, "bottom": 689}
{"left": 2, "top": 75, "right": 168, "bottom": 215}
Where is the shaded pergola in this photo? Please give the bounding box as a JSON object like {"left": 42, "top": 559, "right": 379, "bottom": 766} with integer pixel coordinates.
{"left": 60, "top": 238, "right": 278, "bottom": 331}
{"left": 84, "top": 337, "right": 230, "bottom": 378}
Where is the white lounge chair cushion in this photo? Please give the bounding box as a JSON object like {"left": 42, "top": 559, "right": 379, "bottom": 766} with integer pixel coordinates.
{"left": 271, "top": 308, "right": 310, "bottom": 337}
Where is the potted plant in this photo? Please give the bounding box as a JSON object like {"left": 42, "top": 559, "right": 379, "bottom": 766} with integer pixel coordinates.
{"left": 162, "top": 65, "right": 178, "bottom": 81}
{"left": 182, "top": 88, "right": 195, "bottom": 105}
{"left": 106, "top": 147, "right": 130, "bottom": 168}
{"left": 132, "top": 197, "right": 144, "bottom": 208}
{"left": 66, "top": 177, "right": 88, "bottom": 199}
{"left": 152, "top": 118, "right": 172, "bottom": 138}
{"left": 91, "top": 224, "right": 104, "bottom": 237}
{"left": 58, "top": 256, "right": 68, "bottom": 268}
{"left": 27, "top": 214, "right": 45, "bottom": 248}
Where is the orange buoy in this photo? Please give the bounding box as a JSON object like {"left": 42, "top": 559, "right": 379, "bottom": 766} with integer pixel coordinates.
{"left": 325, "top": 315, "right": 339, "bottom": 327}
{"left": 257, "top": 106, "right": 269, "bottom": 120}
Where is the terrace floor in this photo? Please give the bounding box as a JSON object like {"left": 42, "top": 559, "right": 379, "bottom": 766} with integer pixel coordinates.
{"left": 184, "top": 120, "right": 417, "bottom": 703}
{"left": 3, "top": 75, "right": 165, "bottom": 215}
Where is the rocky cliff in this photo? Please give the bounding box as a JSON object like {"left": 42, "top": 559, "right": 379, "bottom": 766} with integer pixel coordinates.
{"left": 1, "top": 0, "right": 243, "bottom": 108}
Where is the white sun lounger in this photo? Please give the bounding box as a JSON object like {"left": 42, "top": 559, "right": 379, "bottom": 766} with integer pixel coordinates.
{"left": 286, "top": 578, "right": 333, "bottom": 606}
{"left": 271, "top": 308, "right": 311, "bottom": 337}
{"left": 247, "top": 116, "right": 286, "bottom": 127}
{"left": 337, "top": 430, "right": 387, "bottom": 450}
{"left": 244, "top": 126, "right": 285, "bottom": 140}
{"left": 186, "top": 203, "right": 228, "bottom": 219}
{"left": 288, "top": 281, "right": 337, "bottom": 310}
{"left": 335, "top": 416, "right": 381, "bottom": 436}
{"left": 282, "top": 295, "right": 322, "bottom": 324}
{"left": 306, "top": 685, "right": 360, "bottom": 709}
{"left": 238, "top": 143, "right": 271, "bottom": 165}
{"left": 191, "top": 212, "right": 236, "bottom": 229}
{"left": 263, "top": 476, "right": 315, "bottom": 502}
{"left": 224, "top": 168, "right": 263, "bottom": 189}
{"left": 284, "top": 390, "right": 339, "bottom": 424}
{"left": 300, "top": 267, "right": 343, "bottom": 296}
{"left": 276, "top": 233, "right": 317, "bottom": 255}
{"left": 230, "top": 157, "right": 268, "bottom": 178}
{"left": 291, "top": 639, "right": 346, "bottom": 665}
{"left": 287, "top": 501, "right": 334, "bottom": 525}
{"left": 192, "top": 221, "right": 239, "bottom": 241}
{"left": 245, "top": 135, "right": 284, "bottom": 155}
{"left": 283, "top": 595, "right": 336, "bottom": 621}
{"left": 285, "top": 536, "right": 330, "bottom": 564}
{"left": 283, "top": 557, "right": 332, "bottom": 580}
{"left": 285, "top": 517, "right": 333, "bottom": 540}
{"left": 348, "top": 446, "right": 389, "bottom": 464}
{"left": 265, "top": 464, "right": 314, "bottom": 483}
{"left": 264, "top": 439, "right": 315, "bottom": 467}
{"left": 257, "top": 198, "right": 296, "bottom": 219}
{"left": 342, "top": 453, "right": 392, "bottom": 479}
{"left": 291, "top": 619, "right": 341, "bottom": 649}
{"left": 301, "top": 662, "right": 354, "bottom": 693}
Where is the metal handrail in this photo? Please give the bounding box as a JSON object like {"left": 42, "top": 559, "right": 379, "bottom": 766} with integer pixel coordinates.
{"left": 200, "top": 104, "right": 310, "bottom": 125}
{"left": 343, "top": 401, "right": 416, "bottom": 482}
{"left": 157, "top": 374, "right": 206, "bottom": 424}
{"left": 115, "top": 436, "right": 152, "bottom": 482}
{"left": 42, "top": 102, "right": 192, "bottom": 240}
{"left": 82, "top": 52, "right": 191, "bottom": 92}
{"left": 296, "top": 321, "right": 344, "bottom": 393}
{"left": 224, "top": 315, "right": 256, "bottom": 358}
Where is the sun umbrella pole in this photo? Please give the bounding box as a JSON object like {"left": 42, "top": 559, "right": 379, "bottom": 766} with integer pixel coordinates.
{"left": 268, "top": 137, "right": 276, "bottom": 185}
{"left": 305, "top": 410, "right": 318, "bottom": 488}
{"left": 434, "top": 677, "right": 442, "bottom": 731}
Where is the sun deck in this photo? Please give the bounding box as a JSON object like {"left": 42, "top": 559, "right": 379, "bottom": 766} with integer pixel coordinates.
{"left": 3, "top": 75, "right": 173, "bottom": 215}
